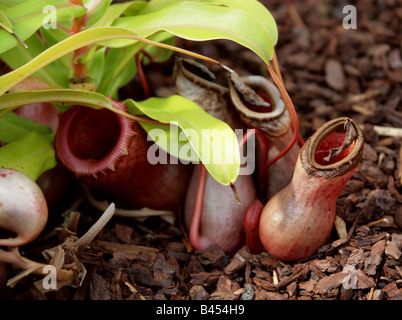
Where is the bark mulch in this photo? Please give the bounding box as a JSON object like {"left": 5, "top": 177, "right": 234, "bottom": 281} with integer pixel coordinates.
{"left": 1, "top": 0, "right": 402, "bottom": 301}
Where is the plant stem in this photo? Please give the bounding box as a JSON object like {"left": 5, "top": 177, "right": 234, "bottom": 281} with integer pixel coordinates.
{"left": 189, "top": 163, "right": 207, "bottom": 250}
{"left": 68, "top": 203, "right": 115, "bottom": 251}
{"left": 271, "top": 49, "right": 304, "bottom": 145}
{"left": 136, "top": 51, "right": 151, "bottom": 99}
{"left": 70, "top": 0, "right": 88, "bottom": 80}
{"left": 272, "top": 50, "right": 284, "bottom": 86}
{"left": 261, "top": 62, "right": 302, "bottom": 176}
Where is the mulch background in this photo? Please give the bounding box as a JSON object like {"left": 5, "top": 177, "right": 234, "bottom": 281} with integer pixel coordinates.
{"left": 1, "top": 0, "right": 402, "bottom": 301}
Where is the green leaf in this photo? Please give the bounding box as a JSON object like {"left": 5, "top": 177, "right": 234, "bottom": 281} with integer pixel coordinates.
{"left": 208, "top": 0, "right": 278, "bottom": 45}
{"left": 96, "top": 44, "right": 139, "bottom": 97}
{"left": 140, "top": 121, "right": 200, "bottom": 163}
{"left": 140, "top": 0, "right": 277, "bottom": 45}
{"left": 40, "top": 24, "right": 71, "bottom": 48}
{"left": 0, "top": 111, "right": 52, "bottom": 144}
{"left": 0, "top": 8, "right": 14, "bottom": 33}
{"left": 88, "top": 0, "right": 147, "bottom": 28}
{"left": 0, "top": 26, "right": 210, "bottom": 96}
{"left": 87, "top": 47, "right": 106, "bottom": 87}
{"left": 126, "top": 95, "right": 240, "bottom": 185}
{"left": 111, "top": 1, "right": 276, "bottom": 63}
{"left": 0, "top": 33, "right": 70, "bottom": 87}
{"left": 85, "top": 0, "right": 113, "bottom": 26}
{"left": 97, "top": 31, "right": 174, "bottom": 97}
{"left": 0, "top": 131, "right": 57, "bottom": 181}
{"left": 0, "top": 0, "right": 27, "bottom": 8}
{"left": 0, "top": 27, "right": 141, "bottom": 95}
{"left": 0, "top": 89, "right": 113, "bottom": 112}
{"left": 39, "top": 27, "right": 73, "bottom": 75}
{"left": 0, "top": 0, "right": 87, "bottom": 54}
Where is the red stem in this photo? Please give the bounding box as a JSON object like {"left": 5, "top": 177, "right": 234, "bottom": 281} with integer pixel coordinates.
{"left": 189, "top": 163, "right": 207, "bottom": 250}
{"left": 72, "top": 47, "right": 88, "bottom": 79}
{"left": 69, "top": 0, "right": 87, "bottom": 79}
{"left": 272, "top": 50, "right": 304, "bottom": 147}
{"left": 136, "top": 51, "right": 151, "bottom": 99}
{"left": 259, "top": 63, "right": 304, "bottom": 178}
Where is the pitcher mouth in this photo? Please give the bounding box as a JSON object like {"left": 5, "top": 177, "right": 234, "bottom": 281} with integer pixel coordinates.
{"left": 55, "top": 101, "right": 135, "bottom": 177}
{"left": 228, "top": 74, "right": 290, "bottom": 137}
{"left": 301, "top": 117, "right": 364, "bottom": 178}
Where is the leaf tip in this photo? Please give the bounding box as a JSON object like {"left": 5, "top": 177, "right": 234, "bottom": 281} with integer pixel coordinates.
{"left": 230, "top": 182, "right": 242, "bottom": 205}
{"left": 220, "top": 63, "right": 235, "bottom": 74}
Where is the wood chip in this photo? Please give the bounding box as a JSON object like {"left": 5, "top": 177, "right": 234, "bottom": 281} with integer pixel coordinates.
{"left": 90, "top": 240, "right": 159, "bottom": 262}
{"left": 346, "top": 248, "right": 366, "bottom": 268}
{"left": 364, "top": 240, "right": 385, "bottom": 275}
{"left": 398, "top": 145, "right": 402, "bottom": 184}
{"left": 224, "top": 250, "right": 247, "bottom": 275}
{"left": 355, "top": 269, "right": 376, "bottom": 289}
{"left": 372, "top": 289, "right": 384, "bottom": 300}
{"left": 388, "top": 289, "right": 402, "bottom": 300}
{"left": 210, "top": 276, "right": 241, "bottom": 300}
{"left": 335, "top": 215, "right": 348, "bottom": 239}
{"left": 152, "top": 253, "right": 176, "bottom": 286}
{"left": 324, "top": 58, "right": 346, "bottom": 91}
{"left": 196, "top": 245, "right": 225, "bottom": 267}
{"left": 189, "top": 285, "right": 209, "bottom": 300}
{"left": 255, "top": 290, "right": 288, "bottom": 300}
{"left": 190, "top": 270, "right": 222, "bottom": 286}
{"left": 314, "top": 272, "right": 346, "bottom": 295}
{"left": 253, "top": 277, "right": 276, "bottom": 291}
{"left": 385, "top": 241, "right": 402, "bottom": 260}
{"left": 89, "top": 273, "right": 112, "bottom": 300}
